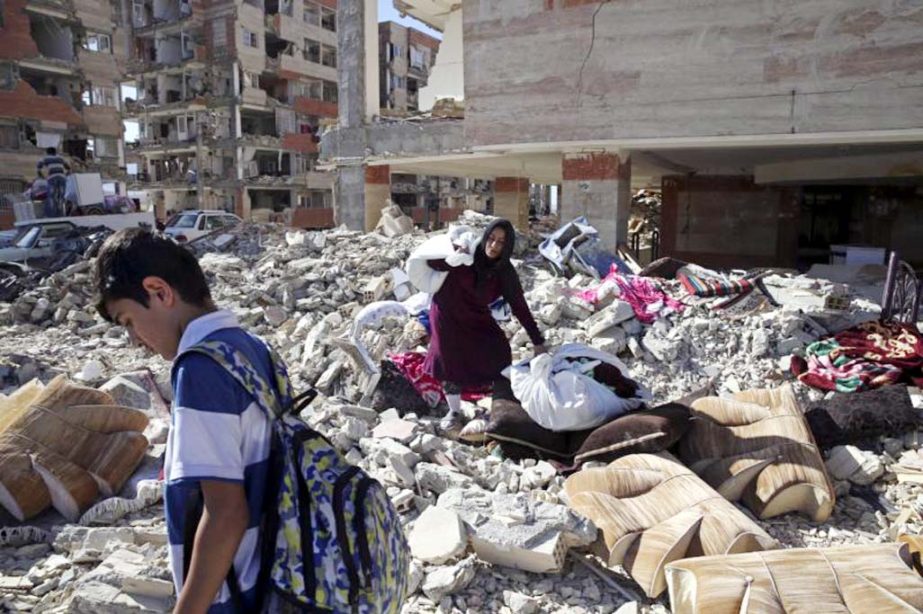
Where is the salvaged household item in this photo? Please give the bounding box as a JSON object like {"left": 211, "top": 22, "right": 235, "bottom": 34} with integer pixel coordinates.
{"left": 564, "top": 453, "right": 776, "bottom": 598}
{"left": 506, "top": 343, "right": 651, "bottom": 432}
{"left": 791, "top": 320, "right": 923, "bottom": 392}
{"left": 0, "top": 376, "right": 149, "bottom": 521}
{"left": 804, "top": 384, "right": 922, "bottom": 449}
{"left": 678, "top": 385, "right": 834, "bottom": 522}
{"left": 487, "top": 379, "right": 690, "bottom": 465}
{"left": 665, "top": 543, "right": 923, "bottom": 614}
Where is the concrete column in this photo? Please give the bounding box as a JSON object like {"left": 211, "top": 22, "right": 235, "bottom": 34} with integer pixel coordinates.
{"left": 364, "top": 165, "right": 390, "bottom": 232}
{"left": 493, "top": 177, "right": 530, "bottom": 231}
{"left": 234, "top": 187, "right": 250, "bottom": 220}
{"left": 561, "top": 152, "right": 631, "bottom": 249}
{"left": 332, "top": 0, "right": 372, "bottom": 230}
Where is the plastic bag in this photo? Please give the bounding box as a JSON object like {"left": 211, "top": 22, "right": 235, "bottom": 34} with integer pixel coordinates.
{"left": 405, "top": 225, "right": 477, "bottom": 294}
{"left": 505, "top": 343, "right": 651, "bottom": 432}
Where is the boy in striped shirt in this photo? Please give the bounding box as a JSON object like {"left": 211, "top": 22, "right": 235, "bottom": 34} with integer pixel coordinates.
{"left": 94, "top": 228, "right": 274, "bottom": 613}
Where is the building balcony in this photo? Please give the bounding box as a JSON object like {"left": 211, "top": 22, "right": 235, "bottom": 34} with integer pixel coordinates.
{"left": 126, "top": 54, "right": 205, "bottom": 76}
{"left": 131, "top": 137, "right": 198, "bottom": 154}
{"left": 123, "top": 97, "right": 207, "bottom": 117}
{"left": 132, "top": 12, "right": 193, "bottom": 36}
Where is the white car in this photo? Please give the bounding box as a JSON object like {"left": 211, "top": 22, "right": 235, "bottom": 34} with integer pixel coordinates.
{"left": 164, "top": 210, "right": 242, "bottom": 243}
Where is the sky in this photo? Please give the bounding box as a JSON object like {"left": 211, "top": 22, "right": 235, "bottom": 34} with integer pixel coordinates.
{"left": 378, "top": 0, "right": 443, "bottom": 39}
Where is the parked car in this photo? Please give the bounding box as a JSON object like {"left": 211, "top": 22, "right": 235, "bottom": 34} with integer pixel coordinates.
{"left": 163, "top": 210, "right": 242, "bottom": 242}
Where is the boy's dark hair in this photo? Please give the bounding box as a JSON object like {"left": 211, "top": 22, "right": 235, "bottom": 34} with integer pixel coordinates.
{"left": 95, "top": 228, "right": 212, "bottom": 321}
{"left": 46, "top": 147, "right": 57, "bottom": 155}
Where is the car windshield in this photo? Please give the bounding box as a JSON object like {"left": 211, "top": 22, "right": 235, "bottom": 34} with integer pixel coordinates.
{"left": 14, "top": 227, "right": 41, "bottom": 249}
{"left": 168, "top": 214, "right": 198, "bottom": 229}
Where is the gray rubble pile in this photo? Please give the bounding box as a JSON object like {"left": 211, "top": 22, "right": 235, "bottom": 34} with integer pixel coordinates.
{"left": 0, "top": 213, "right": 918, "bottom": 613}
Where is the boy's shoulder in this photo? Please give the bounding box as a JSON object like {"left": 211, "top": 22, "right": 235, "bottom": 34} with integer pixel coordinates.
{"left": 173, "top": 327, "right": 272, "bottom": 415}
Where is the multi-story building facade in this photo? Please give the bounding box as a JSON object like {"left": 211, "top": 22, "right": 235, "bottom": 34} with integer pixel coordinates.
{"left": 326, "top": 0, "right": 923, "bottom": 267}
{"left": 378, "top": 20, "right": 438, "bottom": 113}
{"left": 125, "top": 0, "right": 338, "bottom": 223}
{"left": 0, "top": 0, "right": 128, "bottom": 219}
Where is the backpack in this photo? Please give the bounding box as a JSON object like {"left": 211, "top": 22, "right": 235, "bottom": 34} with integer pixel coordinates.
{"left": 179, "top": 338, "right": 411, "bottom": 613}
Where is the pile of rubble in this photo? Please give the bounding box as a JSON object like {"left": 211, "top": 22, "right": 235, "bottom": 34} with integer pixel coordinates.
{"left": 0, "top": 211, "right": 920, "bottom": 613}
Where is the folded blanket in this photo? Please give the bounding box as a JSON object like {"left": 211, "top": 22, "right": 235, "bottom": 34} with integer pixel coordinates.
{"left": 792, "top": 321, "right": 923, "bottom": 392}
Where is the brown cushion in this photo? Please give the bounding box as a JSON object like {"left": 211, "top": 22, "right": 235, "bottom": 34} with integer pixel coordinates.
{"left": 487, "top": 379, "right": 575, "bottom": 460}
{"left": 572, "top": 403, "right": 693, "bottom": 465}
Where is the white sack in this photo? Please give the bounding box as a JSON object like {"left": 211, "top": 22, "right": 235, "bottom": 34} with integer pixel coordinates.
{"left": 505, "top": 343, "right": 652, "bottom": 432}
{"left": 405, "top": 226, "right": 477, "bottom": 294}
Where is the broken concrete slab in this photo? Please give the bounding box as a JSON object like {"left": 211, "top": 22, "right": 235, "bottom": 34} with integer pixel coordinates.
{"left": 372, "top": 418, "right": 418, "bottom": 443}
{"left": 421, "top": 556, "right": 477, "bottom": 602}
{"left": 437, "top": 488, "right": 596, "bottom": 573}
{"left": 826, "top": 445, "right": 884, "bottom": 485}
{"left": 408, "top": 506, "right": 468, "bottom": 564}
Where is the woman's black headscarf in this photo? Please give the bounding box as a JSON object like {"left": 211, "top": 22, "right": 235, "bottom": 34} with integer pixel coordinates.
{"left": 472, "top": 218, "right": 516, "bottom": 291}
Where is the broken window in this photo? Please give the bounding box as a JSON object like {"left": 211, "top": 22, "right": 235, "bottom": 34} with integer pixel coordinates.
{"left": 320, "top": 44, "right": 336, "bottom": 68}
{"left": 303, "top": 38, "right": 320, "bottom": 63}
{"left": 302, "top": 2, "right": 319, "bottom": 25}
{"left": 243, "top": 71, "right": 260, "bottom": 89}
{"left": 83, "top": 33, "right": 111, "bottom": 53}
{"left": 322, "top": 80, "right": 337, "bottom": 103}
{"left": 181, "top": 32, "right": 194, "bottom": 59}
{"left": 92, "top": 136, "right": 118, "bottom": 158}
{"left": 212, "top": 19, "right": 227, "bottom": 49}
{"left": 0, "top": 124, "right": 19, "bottom": 149}
{"left": 320, "top": 7, "right": 335, "bottom": 31}
{"left": 390, "top": 44, "right": 403, "bottom": 61}
{"left": 132, "top": 0, "right": 146, "bottom": 27}
{"left": 410, "top": 46, "right": 426, "bottom": 70}
{"left": 241, "top": 27, "right": 259, "bottom": 49}
{"left": 89, "top": 85, "right": 118, "bottom": 107}
{"left": 0, "top": 63, "right": 16, "bottom": 90}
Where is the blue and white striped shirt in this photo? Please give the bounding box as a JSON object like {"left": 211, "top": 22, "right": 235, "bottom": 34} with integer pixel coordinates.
{"left": 166, "top": 310, "right": 273, "bottom": 613}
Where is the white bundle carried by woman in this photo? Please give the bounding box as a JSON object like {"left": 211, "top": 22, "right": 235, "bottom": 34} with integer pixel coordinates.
{"left": 505, "top": 343, "right": 651, "bottom": 432}
{"left": 405, "top": 225, "right": 478, "bottom": 294}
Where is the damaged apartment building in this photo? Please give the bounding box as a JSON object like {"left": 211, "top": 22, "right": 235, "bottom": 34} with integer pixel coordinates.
{"left": 125, "top": 0, "right": 338, "bottom": 224}
{"left": 377, "top": 18, "right": 491, "bottom": 225}
{"left": 0, "top": 0, "right": 127, "bottom": 214}
{"left": 324, "top": 0, "right": 923, "bottom": 268}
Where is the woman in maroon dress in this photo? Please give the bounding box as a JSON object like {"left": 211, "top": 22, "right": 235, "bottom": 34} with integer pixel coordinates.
{"left": 423, "top": 219, "right": 546, "bottom": 434}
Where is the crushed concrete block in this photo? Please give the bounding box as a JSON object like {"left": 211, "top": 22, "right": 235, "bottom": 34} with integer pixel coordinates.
{"left": 504, "top": 590, "right": 539, "bottom": 614}
{"left": 437, "top": 489, "right": 596, "bottom": 573}
{"left": 121, "top": 576, "right": 174, "bottom": 599}
{"left": 372, "top": 419, "right": 417, "bottom": 443}
{"left": 826, "top": 445, "right": 884, "bottom": 485}
{"left": 421, "top": 556, "right": 477, "bottom": 602}
{"left": 387, "top": 456, "right": 417, "bottom": 488}
{"left": 415, "top": 463, "right": 477, "bottom": 495}
{"left": 262, "top": 305, "right": 288, "bottom": 327}
{"left": 335, "top": 404, "right": 380, "bottom": 424}
{"left": 0, "top": 576, "right": 33, "bottom": 591}
{"left": 359, "top": 437, "right": 420, "bottom": 468}
{"left": 520, "top": 461, "right": 556, "bottom": 491}
{"left": 408, "top": 506, "right": 468, "bottom": 564}
{"left": 99, "top": 376, "right": 152, "bottom": 410}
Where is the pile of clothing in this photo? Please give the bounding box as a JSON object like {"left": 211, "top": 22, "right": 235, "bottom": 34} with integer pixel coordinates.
{"left": 791, "top": 320, "right": 923, "bottom": 393}
{"left": 572, "top": 265, "right": 685, "bottom": 323}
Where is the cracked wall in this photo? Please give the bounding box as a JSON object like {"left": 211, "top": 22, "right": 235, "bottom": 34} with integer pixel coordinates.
{"left": 463, "top": 0, "right": 923, "bottom": 146}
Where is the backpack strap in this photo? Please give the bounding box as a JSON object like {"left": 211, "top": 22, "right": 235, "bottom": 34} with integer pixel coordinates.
{"left": 178, "top": 340, "right": 290, "bottom": 420}
{"left": 174, "top": 339, "right": 313, "bottom": 612}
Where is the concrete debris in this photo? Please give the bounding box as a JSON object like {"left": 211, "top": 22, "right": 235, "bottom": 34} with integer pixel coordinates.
{"left": 0, "top": 216, "right": 916, "bottom": 613}
{"left": 826, "top": 445, "right": 886, "bottom": 485}
{"left": 407, "top": 505, "right": 468, "bottom": 564}
{"left": 421, "top": 555, "right": 477, "bottom": 602}
{"left": 437, "top": 488, "right": 597, "bottom": 573}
